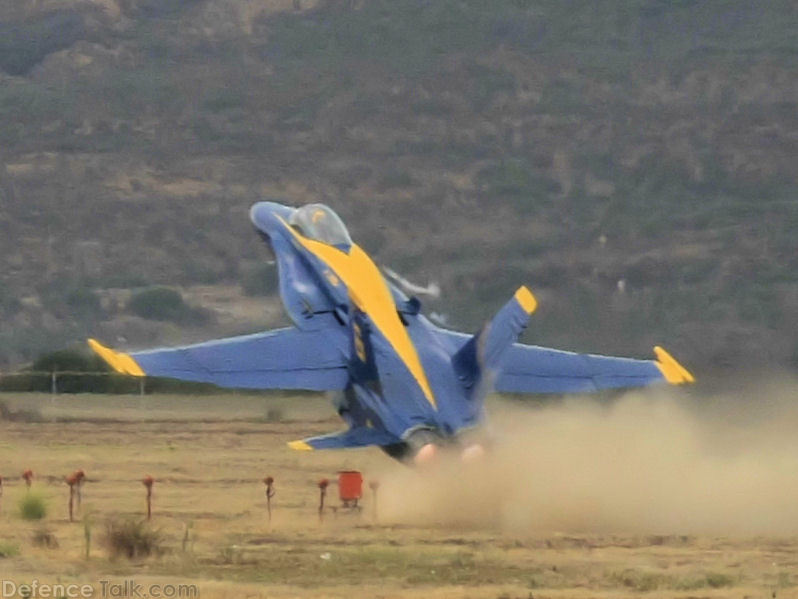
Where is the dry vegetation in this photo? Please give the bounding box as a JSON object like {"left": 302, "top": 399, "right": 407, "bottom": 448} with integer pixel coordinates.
{"left": 1, "top": 391, "right": 798, "bottom": 598}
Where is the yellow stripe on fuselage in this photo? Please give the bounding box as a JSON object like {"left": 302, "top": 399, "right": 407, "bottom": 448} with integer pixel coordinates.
{"left": 279, "top": 218, "right": 437, "bottom": 409}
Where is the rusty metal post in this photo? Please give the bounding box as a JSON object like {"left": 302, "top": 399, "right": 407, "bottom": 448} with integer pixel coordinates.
{"left": 22, "top": 469, "right": 33, "bottom": 490}
{"left": 66, "top": 474, "right": 77, "bottom": 522}
{"left": 142, "top": 475, "right": 154, "bottom": 520}
{"left": 318, "top": 478, "right": 329, "bottom": 523}
{"left": 263, "top": 476, "right": 275, "bottom": 523}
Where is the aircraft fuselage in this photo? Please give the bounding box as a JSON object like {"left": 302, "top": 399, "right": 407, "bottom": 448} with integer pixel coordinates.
{"left": 250, "top": 201, "right": 482, "bottom": 457}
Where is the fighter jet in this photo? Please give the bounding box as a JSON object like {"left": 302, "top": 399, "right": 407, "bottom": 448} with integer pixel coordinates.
{"left": 90, "top": 202, "right": 694, "bottom": 463}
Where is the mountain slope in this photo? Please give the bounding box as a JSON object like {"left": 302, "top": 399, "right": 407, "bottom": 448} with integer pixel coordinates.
{"left": 1, "top": 0, "right": 797, "bottom": 373}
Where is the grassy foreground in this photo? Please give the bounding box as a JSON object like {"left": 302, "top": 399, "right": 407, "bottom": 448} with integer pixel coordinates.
{"left": 0, "top": 392, "right": 797, "bottom": 598}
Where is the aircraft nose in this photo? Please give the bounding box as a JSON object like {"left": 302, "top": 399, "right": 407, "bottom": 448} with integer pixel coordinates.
{"left": 249, "top": 201, "right": 295, "bottom": 231}
{"left": 249, "top": 202, "right": 274, "bottom": 228}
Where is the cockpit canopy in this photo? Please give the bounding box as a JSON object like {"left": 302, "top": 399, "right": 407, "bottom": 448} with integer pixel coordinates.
{"left": 289, "top": 204, "right": 352, "bottom": 247}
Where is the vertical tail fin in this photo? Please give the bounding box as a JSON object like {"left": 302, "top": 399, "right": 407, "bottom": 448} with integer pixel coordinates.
{"left": 452, "top": 286, "right": 537, "bottom": 393}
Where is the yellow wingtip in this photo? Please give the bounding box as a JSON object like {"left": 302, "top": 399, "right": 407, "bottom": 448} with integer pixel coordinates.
{"left": 287, "top": 440, "right": 314, "bottom": 451}
{"left": 654, "top": 346, "right": 695, "bottom": 385}
{"left": 87, "top": 338, "right": 145, "bottom": 377}
{"left": 514, "top": 286, "right": 538, "bottom": 315}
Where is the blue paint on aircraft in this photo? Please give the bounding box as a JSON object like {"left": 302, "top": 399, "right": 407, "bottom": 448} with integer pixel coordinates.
{"left": 90, "top": 201, "right": 692, "bottom": 461}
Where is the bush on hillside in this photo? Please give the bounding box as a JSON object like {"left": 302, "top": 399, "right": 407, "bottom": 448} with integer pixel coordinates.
{"left": 32, "top": 348, "right": 108, "bottom": 373}
{"left": 127, "top": 287, "right": 210, "bottom": 325}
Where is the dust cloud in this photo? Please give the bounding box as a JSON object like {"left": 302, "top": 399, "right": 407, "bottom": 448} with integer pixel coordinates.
{"left": 377, "top": 381, "right": 798, "bottom": 535}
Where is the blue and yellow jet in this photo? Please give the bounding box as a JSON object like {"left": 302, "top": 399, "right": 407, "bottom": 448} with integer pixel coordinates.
{"left": 90, "top": 202, "right": 694, "bottom": 463}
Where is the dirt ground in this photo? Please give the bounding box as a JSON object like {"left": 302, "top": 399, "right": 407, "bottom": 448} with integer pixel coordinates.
{"left": 1, "top": 391, "right": 798, "bottom": 598}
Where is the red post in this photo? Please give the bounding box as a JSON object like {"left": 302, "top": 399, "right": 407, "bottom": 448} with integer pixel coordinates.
{"left": 142, "top": 475, "right": 154, "bottom": 520}
{"left": 318, "top": 478, "right": 329, "bottom": 523}
{"left": 65, "top": 473, "right": 78, "bottom": 522}
{"left": 263, "top": 476, "right": 275, "bottom": 523}
{"left": 73, "top": 470, "right": 85, "bottom": 513}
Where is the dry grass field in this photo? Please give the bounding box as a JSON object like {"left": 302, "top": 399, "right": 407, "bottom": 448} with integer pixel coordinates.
{"left": 1, "top": 390, "right": 798, "bottom": 598}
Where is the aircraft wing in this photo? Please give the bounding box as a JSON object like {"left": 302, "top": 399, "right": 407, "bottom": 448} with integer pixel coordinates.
{"left": 494, "top": 343, "right": 693, "bottom": 394}
{"left": 88, "top": 327, "right": 349, "bottom": 391}
{"left": 288, "top": 426, "right": 401, "bottom": 451}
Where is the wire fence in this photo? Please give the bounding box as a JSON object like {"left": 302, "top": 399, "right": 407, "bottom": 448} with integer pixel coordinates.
{"left": 0, "top": 373, "right": 323, "bottom": 397}
{"left": 0, "top": 371, "right": 147, "bottom": 395}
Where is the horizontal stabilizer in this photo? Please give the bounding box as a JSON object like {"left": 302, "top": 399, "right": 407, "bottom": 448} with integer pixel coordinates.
{"left": 288, "top": 426, "right": 400, "bottom": 451}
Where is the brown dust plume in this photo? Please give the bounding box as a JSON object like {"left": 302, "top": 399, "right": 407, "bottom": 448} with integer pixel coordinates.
{"left": 377, "top": 383, "right": 798, "bottom": 535}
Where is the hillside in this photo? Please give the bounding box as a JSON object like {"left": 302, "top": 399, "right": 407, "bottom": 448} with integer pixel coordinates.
{"left": 1, "top": 0, "right": 797, "bottom": 374}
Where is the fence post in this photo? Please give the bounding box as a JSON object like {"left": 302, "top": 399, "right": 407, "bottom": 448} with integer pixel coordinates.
{"left": 51, "top": 371, "right": 57, "bottom": 396}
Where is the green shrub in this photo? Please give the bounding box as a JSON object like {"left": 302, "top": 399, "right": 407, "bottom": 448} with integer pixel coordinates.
{"left": 0, "top": 541, "right": 20, "bottom": 558}
{"left": 127, "top": 287, "right": 210, "bottom": 324}
{"left": 127, "top": 286, "right": 185, "bottom": 320}
{"left": 104, "top": 519, "right": 163, "bottom": 560}
{"left": 19, "top": 493, "right": 48, "bottom": 521}
{"left": 32, "top": 348, "right": 108, "bottom": 373}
